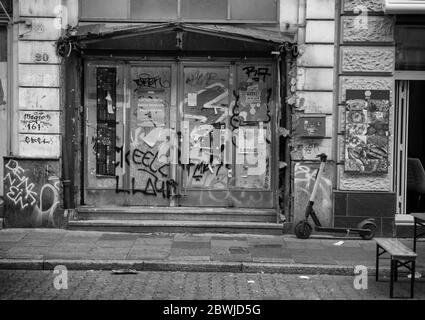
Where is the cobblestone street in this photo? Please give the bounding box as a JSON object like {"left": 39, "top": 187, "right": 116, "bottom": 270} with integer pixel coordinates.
{"left": 1, "top": 270, "right": 424, "bottom": 300}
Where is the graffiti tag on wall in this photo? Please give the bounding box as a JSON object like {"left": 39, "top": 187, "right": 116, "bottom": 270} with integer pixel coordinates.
{"left": 294, "top": 162, "right": 333, "bottom": 226}
{"left": 3, "top": 158, "right": 64, "bottom": 228}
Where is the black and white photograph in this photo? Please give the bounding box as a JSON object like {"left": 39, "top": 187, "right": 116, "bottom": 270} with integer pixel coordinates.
{"left": 0, "top": 0, "right": 425, "bottom": 311}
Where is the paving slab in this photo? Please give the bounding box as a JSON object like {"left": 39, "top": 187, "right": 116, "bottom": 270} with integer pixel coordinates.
{"left": 0, "top": 230, "right": 29, "bottom": 242}
{"left": 171, "top": 241, "right": 211, "bottom": 250}
{"left": 170, "top": 248, "right": 211, "bottom": 257}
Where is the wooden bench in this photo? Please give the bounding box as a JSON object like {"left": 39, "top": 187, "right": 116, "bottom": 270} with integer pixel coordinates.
{"left": 375, "top": 238, "right": 417, "bottom": 298}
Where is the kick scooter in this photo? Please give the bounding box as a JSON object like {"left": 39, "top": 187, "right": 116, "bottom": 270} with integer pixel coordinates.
{"left": 294, "top": 153, "right": 377, "bottom": 240}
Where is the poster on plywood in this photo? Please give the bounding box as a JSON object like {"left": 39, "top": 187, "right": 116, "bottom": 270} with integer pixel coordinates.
{"left": 344, "top": 90, "right": 390, "bottom": 174}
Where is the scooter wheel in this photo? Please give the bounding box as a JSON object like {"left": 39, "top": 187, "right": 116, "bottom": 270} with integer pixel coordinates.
{"left": 359, "top": 223, "right": 377, "bottom": 240}
{"left": 295, "top": 221, "right": 313, "bottom": 239}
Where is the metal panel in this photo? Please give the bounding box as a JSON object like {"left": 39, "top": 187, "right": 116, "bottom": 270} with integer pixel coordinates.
{"left": 126, "top": 64, "right": 174, "bottom": 206}
{"left": 394, "top": 80, "right": 409, "bottom": 214}
{"left": 82, "top": 60, "right": 277, "bottom": 209}
{"left": 85, "top": 62, "right": 125, "bottom": 192}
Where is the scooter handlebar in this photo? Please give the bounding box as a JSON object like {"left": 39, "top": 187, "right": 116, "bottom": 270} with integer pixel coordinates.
{"left": 316, "top": 153, "right": 328, "bottom": 162}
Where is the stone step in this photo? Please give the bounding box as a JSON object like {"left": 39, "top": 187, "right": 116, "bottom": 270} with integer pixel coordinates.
{"left": 67, "top": 219, "right": 283, "bottom": 235}
{"left": 76, "top": 206, "right": 277, "bottom": 223}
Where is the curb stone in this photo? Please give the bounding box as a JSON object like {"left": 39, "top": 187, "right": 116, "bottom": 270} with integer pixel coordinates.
{"left": 0, "top": 259, "right": 402, "bottom": 276}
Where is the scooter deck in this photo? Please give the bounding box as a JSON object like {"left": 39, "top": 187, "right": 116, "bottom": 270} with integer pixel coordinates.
{"left": 315, "top": 226, "right": 367, "bottom": 234}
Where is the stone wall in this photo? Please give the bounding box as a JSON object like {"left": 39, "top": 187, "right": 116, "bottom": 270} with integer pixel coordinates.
{"left": 2, "top": 0, "right": 66, "bottom": 228}
{"left": 16, "top": 0, "right": 63, "bottom": 158}
{"left": 291, "top": 0, "right": 336, "bottom": 226}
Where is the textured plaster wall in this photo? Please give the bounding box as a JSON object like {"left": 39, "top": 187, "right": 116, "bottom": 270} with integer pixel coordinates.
{"left": 343, "top": 0, "right": 385, "bottom": 12}
{"left": 341, "top": 47, "right": 395, "bottom": 73}
{"left": 342, "top": 16, "right": 394, "bottom": 43}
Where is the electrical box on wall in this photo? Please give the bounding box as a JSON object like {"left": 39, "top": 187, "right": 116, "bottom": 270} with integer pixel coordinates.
{"left": 296, "top": 116, "right": 326, "bottom": 138}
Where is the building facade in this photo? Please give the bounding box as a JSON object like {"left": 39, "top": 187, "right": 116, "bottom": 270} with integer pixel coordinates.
{"left": 1, "top": 0, "right": 425, "bottom": 236}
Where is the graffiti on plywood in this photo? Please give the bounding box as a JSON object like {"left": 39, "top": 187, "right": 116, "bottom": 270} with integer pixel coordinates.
{"left": 293, "top": 162, "right": 333, "bottom": 226}
{"left": 3, "top": 158, "right": 64, "bottom": 228}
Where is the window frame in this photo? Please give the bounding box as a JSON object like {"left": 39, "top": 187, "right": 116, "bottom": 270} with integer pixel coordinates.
{"left": 78, "top": 0, "right": 279, "bottom": 24}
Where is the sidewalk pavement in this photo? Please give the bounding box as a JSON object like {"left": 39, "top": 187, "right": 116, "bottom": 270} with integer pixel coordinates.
{"left": 0, "top": 229, "right": 424, "bottom": 275}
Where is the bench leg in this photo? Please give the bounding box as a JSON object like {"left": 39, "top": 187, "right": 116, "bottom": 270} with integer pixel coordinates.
{"left": 411, "top": 261, "right": 416, "bottom": 299}
{"left": 390, "top": 259, "right": 395, "bottom": 298}
{"left": 394, "top": 260, "right": 398, "bottom": 282}
{"left": 376, "top": 244, "right": 379, "bottom": 282}
{"left": 414, "top": 218, "right": 417, "bottom": 253}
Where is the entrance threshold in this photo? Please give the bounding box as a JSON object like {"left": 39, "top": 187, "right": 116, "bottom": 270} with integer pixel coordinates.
{"left": 76, "top": 206, "right": 278, "bottom": 223}
{"left": 71, "top": 206, "right": 281, "bottom": 235}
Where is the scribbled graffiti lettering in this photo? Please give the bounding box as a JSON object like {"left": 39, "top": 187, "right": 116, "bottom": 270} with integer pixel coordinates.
{"left": 23, "top": 136, "right": 53, "bottom": 145}
{"left": 132, "top": 149, "right": 169, "bottom": 177}
{"left": 303, "top": 143, "right": 320, "bottom": 155}
{"left": 242, "top": 66, "right": 271, "bottom": 82}
{"left": 3, "top": 159, "right": 62, "bottom": 228}
{"left": 115, "top": 146, "right": 131, "bottom": 169}
{"left": 133, "top": 73, "right": 170, "bottom": 91}
{"left": 35, "top": 175, "right": 61, "bottom": 228}
{"left": 21, "top": 111, "right": 53, "bottom": 132}
{"left": 4, "top": 160, "right": 37, "bottom": 209}
{"left": 294, "top": 163, "right": 332, "bottom": 211}
{"left": 5, "top": 159, "right": 25, "bottom": 181}
{"left": 115, "top": 174, "right": 176, "bottom": 199}
{"left": 185, "top": 71, "right": 223, "bottom": 86}
{"left": 115, "top": 145, "right": 175, "bottom": 198}
{"left": 186, "top": 163, "right": 223, "bottom": 181}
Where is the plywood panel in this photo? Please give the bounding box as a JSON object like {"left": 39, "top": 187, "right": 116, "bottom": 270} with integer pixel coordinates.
{"left": 293, "top": 162, "right": 334, "bottom": 227}
{"left": 19, "top": 64, "right": 60, "bottom": 87}
{"left": 18, "top": 18, "right": 61, "bottom": 40}
{"left": 19, "top": 87, "right": 60, "bottom": 110}
{"left": 18, "top": 134, "right": 61, "bottom": 158}
{"left": 3, "top": 158, "right": 65, "bottom": 228}
{"left": 19, "top": 41, "right": 61, "bottom": 64}
{"left": 19, "top": 111, "right": 60, "bottom": 134}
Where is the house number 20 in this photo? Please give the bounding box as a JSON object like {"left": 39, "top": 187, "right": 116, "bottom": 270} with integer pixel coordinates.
{"left": 34, "top": 53, "right": 49, "bottom": 62}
